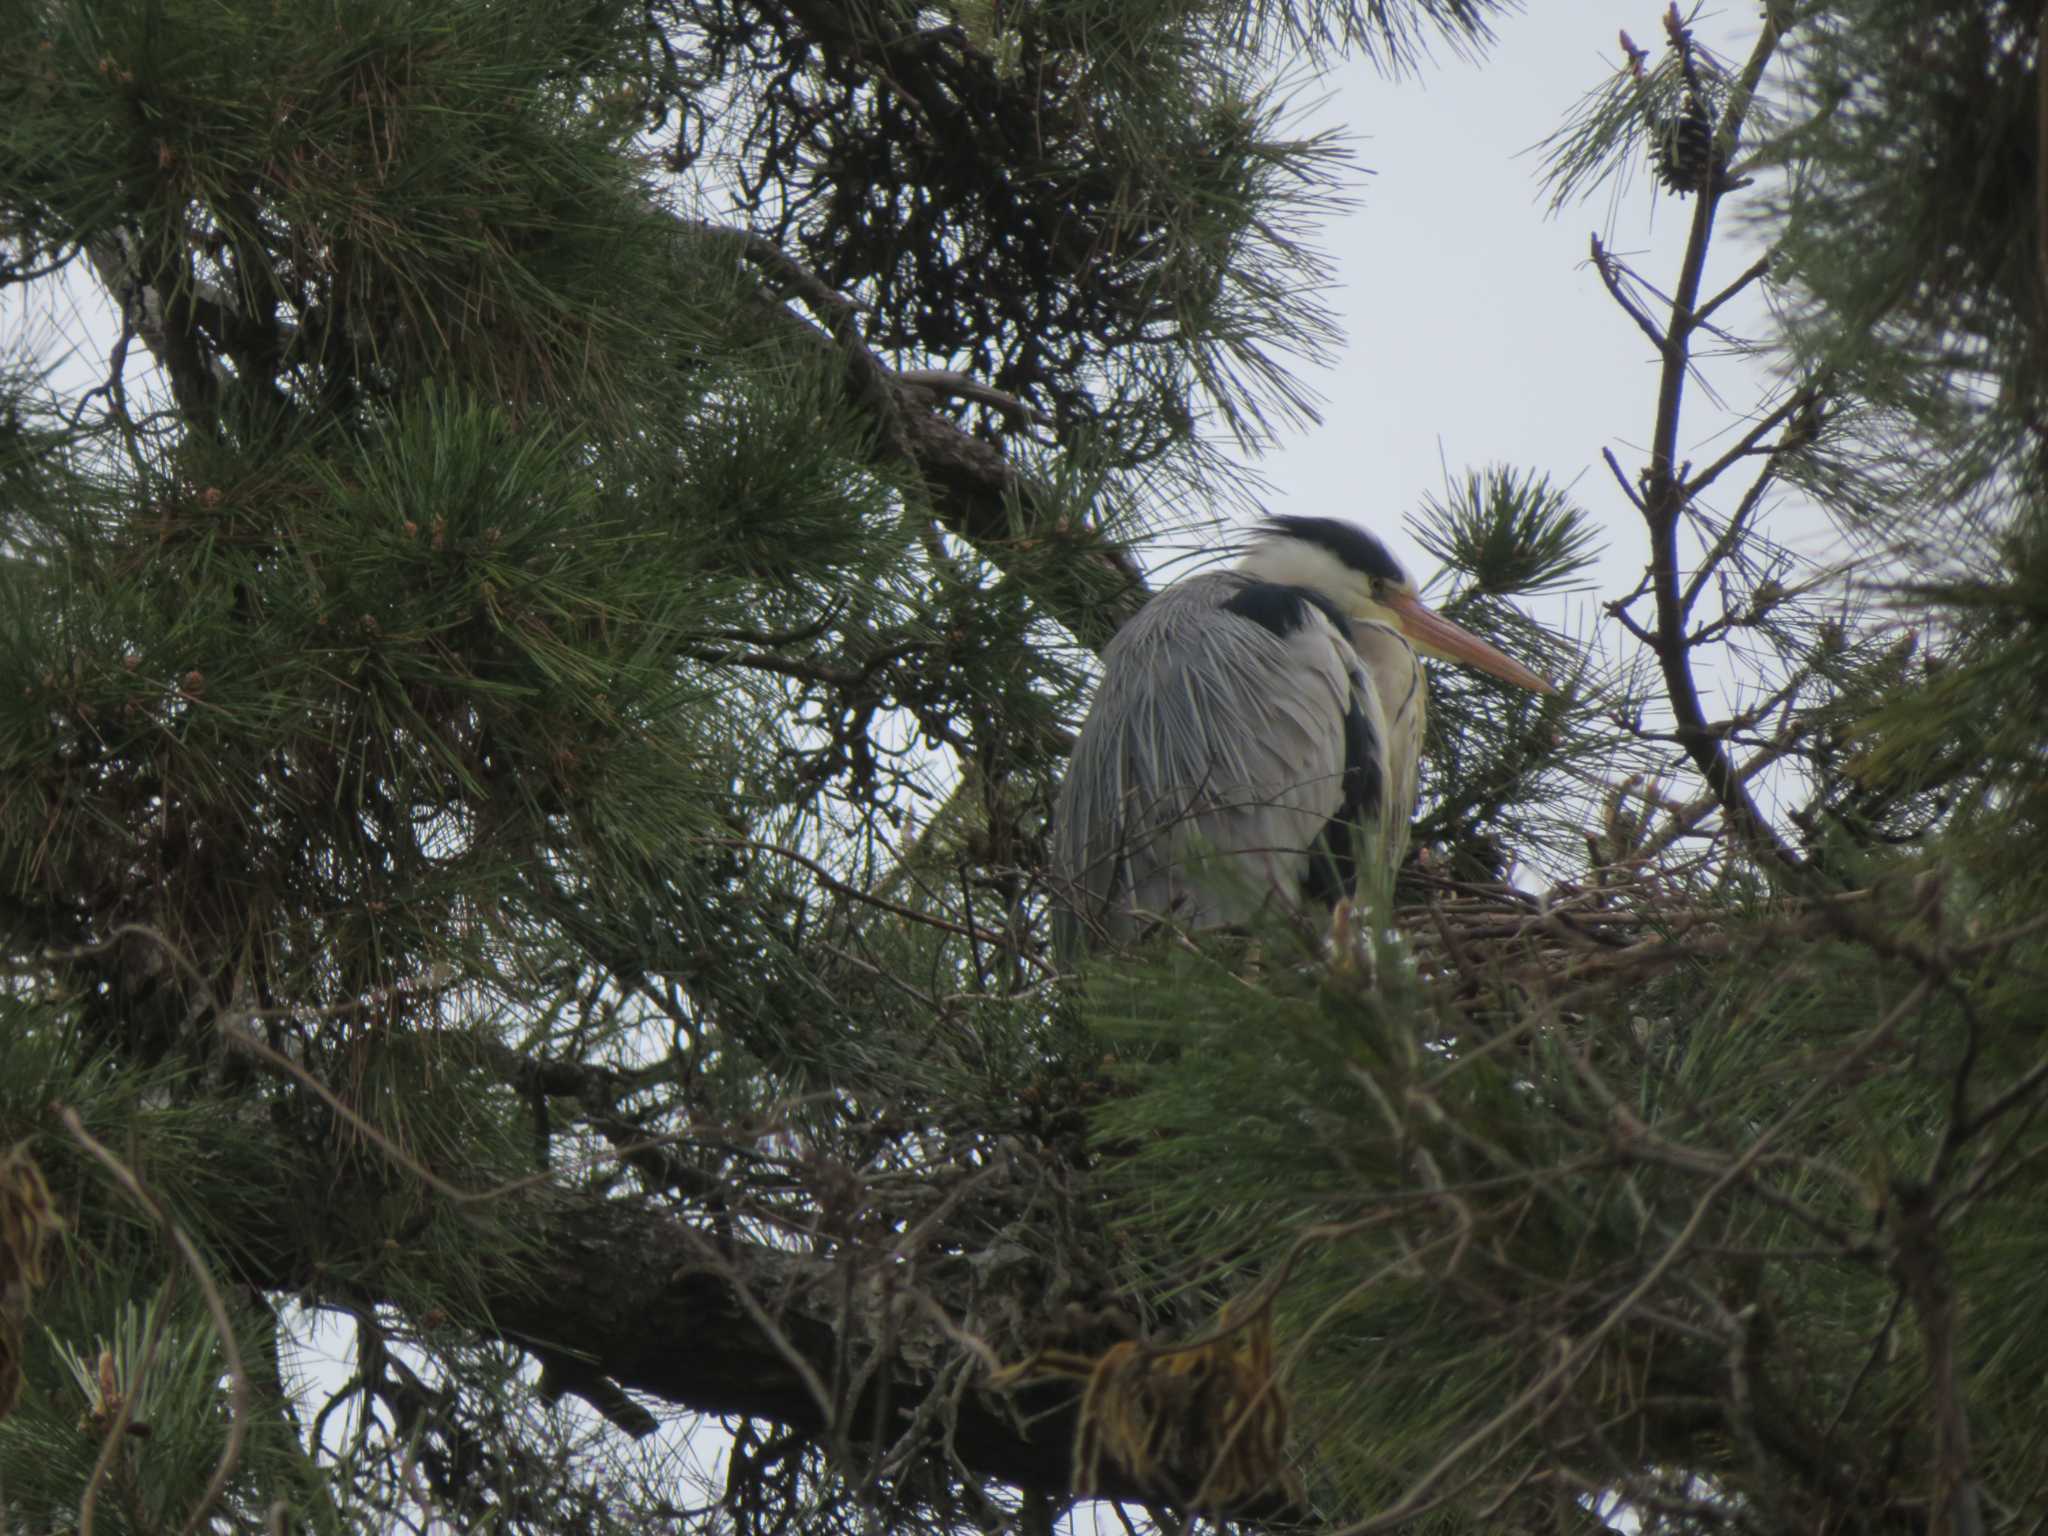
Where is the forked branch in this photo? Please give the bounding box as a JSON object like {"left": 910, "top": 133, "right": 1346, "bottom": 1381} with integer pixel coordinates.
{"left": 1600, "top": 9, "right": 1807, "bottom": 874}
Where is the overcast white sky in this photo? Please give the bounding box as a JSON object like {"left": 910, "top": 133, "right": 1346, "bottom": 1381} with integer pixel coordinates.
{"left": 1283, "top": 5, "right": 1786, "bottom": 522}
{"left": 1255, "top": 3, "right": 1828, "bottom": 733}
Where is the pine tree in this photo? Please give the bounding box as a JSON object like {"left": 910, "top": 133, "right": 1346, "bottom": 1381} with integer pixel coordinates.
{"left": 6, "top": 1, "right": 2048, "bottom": 1534}
{"left": 0, "top": 0, "right": 1518, "bottom": 1530}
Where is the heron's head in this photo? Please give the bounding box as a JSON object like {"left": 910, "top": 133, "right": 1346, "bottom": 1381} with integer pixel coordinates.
{"left": 1239, "top": 516, "right": 1553, "bottom": 693}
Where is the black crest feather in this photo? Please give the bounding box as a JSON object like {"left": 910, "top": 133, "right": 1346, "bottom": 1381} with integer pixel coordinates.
{"left": 1259, "top": 516, "right": 1407, "bottom": 586}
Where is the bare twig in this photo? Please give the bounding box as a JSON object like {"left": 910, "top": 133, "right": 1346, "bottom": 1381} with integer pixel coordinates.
{"left": 1602, "top": 446, "right": 1647, "bottom": 512}
{"left": 1692, "top": 253, "right": 1772, "bottom": 330}
{"left": 709, "top": 837, "right": 1054, "bottom": 974}
{"left": 896, "top": 369, "right": 1053, "bottom": 427}
{"left": 1590, "top": 237, "right": 1669, "bottom": 353}
{"left": 1678, "top": 390, "right": 1807, "bottom": 503}
{"left": 677, "top": 644, "right": 869, "bottom": 688}
{"left": 683, "top": 604, "right": 848, "bottom": 649}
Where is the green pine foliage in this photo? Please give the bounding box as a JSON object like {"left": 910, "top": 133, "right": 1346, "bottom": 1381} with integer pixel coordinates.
{"left": 1761, "top": 0, "right": 2048, "bottom": 913}
{"left": 1085, "top": 4, "right": 2048, "bottom": 1530}
{"left": 1767, "top": 0, "right": 2048, "bottom": 503}
{"left": 1404, "top": 467, "right": 1624, "bottom": 882}
{"left": 1090, "top": 857, "right": 2048, "bottom": 1527}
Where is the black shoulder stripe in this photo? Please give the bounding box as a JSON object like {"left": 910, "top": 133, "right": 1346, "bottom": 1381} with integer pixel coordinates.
{"left": 1221, "top": 580, "right": 1351, "bottom": 640}
{"left": 1304, "top": 680, "right": 1386, "bottom": 906}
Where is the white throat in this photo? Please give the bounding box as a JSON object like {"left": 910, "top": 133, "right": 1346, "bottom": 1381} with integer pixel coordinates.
{"left": 1236, "top": 537, "right": 1371, "bottom": 612}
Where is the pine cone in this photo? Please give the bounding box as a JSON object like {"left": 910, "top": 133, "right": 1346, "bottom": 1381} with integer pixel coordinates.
{"left": 1652, "top": 93, "right": 1716, "bottom": 195}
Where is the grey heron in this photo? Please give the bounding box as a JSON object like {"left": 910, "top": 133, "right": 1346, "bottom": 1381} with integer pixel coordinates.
{"left": 1051, "top": 516, "right": 1552, "bottom": 954}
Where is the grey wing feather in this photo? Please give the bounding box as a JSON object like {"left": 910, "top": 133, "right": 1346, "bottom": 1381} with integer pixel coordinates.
{"left": 1052, "top": 573, "right": 1384, "bottom": 952}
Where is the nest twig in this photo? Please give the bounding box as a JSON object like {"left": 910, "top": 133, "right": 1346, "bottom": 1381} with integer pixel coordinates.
{"left": 1397, "top": 862, "right": 1738, "bottom": 1007}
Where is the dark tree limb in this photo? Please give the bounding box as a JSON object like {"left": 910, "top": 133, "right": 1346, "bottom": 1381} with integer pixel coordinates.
{"left": 697, "top": 219, "right": 1152, "bottom": 654}
{"left": 225, "top": 1171, "right": 1160, "bottom": 1512}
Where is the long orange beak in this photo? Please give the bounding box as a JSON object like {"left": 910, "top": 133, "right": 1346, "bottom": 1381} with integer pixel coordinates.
{"left": 1384, "top": 590, "right": 1553, "bottom": 694}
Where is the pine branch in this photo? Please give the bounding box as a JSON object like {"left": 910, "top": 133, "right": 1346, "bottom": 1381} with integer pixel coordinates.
{"left": 699, "top": 219, "right": 1151, "bottom": 653}
{"left": 1693, "top": 253, "right": 1772, "bottom": 330}
{"left": 896, "top": 369, "right": 1054, "bottom": 427}
{"left": 85, "top": 230, "right": 222, "bottom": 431}
{"left": 1589, "top": 235, "right": 1668, "bottom": 353}
{"left": 206, "top": 1128, "right": 1167, "bottom": 1512}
